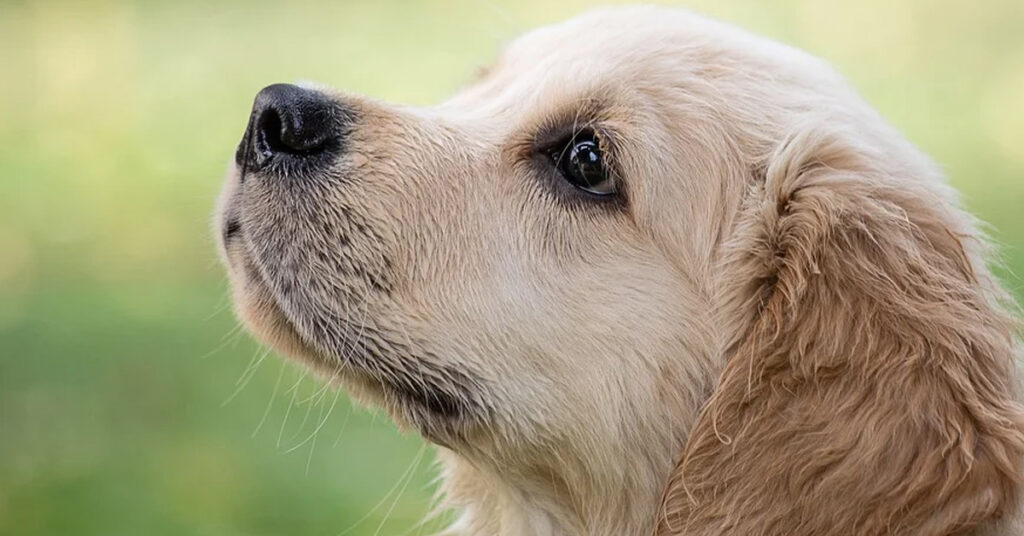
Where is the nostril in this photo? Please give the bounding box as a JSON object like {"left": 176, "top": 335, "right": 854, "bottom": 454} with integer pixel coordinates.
{"left": 278, "top": 107, "right": 332, "bottom": 153}
{"left": 255, "top": 107, "right": 286, "bottom": 158}
{"left": 258, "top": 104, "right": 330, "bottom": 155}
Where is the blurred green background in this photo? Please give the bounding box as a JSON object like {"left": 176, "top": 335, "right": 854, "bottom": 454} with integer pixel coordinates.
{"left": 0, "top": 0, "right": 1022, "bottom": 534}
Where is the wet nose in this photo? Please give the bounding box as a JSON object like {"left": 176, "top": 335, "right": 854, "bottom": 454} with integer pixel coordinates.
{"left": 236, "top": 83, "right": 346, "bottom": 171}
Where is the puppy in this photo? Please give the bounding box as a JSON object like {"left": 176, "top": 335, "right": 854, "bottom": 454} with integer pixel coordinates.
{"left": 215, "top": 6, "right": 1024, "bottom": 535}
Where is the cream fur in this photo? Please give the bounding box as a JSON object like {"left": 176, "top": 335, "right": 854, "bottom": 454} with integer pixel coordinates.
{"left": 216, "top": 6, "right": 1024, "bottom": 535}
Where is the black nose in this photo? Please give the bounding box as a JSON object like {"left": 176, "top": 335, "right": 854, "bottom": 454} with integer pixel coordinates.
{"left": 236, "top": 83, "right": 345, "bottom": 171}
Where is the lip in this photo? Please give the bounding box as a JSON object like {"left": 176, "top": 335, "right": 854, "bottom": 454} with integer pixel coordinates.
{"left": 221, "top": 218, "right": 241, "bottom": 244}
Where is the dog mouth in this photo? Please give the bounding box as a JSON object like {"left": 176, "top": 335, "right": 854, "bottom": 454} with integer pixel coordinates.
{"left": 218, "top": 182, "right": 490, "bottom": 442}
{"left": 217, "top": 83, "right": 494, "bottom": 442}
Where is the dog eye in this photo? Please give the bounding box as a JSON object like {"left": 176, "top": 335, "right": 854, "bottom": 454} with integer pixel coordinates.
{"left": 549, "top": 132, "right": 616, "bottom": 196}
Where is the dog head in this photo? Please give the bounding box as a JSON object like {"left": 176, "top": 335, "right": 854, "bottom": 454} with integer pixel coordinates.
{"left": 216, "top": 7, "right": 1024, "bottom": 534}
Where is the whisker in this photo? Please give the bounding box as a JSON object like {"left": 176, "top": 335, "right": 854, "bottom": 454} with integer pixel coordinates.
{"left": 202, "top": 289, "right": 234, "bottom": 322}
{"left": 198, "top": 322, "right": 246, "bottom": 360}
{"left": 286, "top": 386, "right": 342, "bottom": 454}
{"left": 332, "top": 403, "right": 354, "bottom": 448}
{"left": 221, "top": 346, "right": 272, "bottom": 406}
{"left": 277, "top": 369, "right": 305, "bottom": 448}
{"left": 333, "top": 443, "right": 427, "bottom": 536}
{"left": 236, "top": 345, "right": 271, "bottom": 386}
{"left": 303, "top": 395, "right": 330, "bottom": 475}
{"left": 252, "top": 360, "right": 287, "bottom": 437}
{"left": 284, "top": 381, "right": 319, "bottom": 446}
{"left": 372, "top": 444, "right": 427, "bottom": 536}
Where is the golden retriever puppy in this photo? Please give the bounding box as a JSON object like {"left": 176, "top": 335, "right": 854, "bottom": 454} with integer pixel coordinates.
{"left": 215, "top": 6, "right": 1024, "bottom": 535}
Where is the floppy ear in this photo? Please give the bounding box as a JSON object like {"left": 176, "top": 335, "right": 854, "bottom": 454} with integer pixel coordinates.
{"left": 654, "top": 123, "right": 1024, "bottom": 535}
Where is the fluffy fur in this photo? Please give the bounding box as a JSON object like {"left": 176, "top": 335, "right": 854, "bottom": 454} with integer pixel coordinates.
{"left": 215, "top": 6, "right": 1024, "bottom": 535}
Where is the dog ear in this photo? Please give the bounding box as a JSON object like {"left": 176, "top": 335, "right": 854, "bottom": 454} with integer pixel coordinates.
{"left": 654, "top": 122, "right": 1024, "bottom": 535}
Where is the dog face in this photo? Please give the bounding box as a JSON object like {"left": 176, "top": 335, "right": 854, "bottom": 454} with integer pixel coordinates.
{"left": 216, "top": 8, "right": 775, "bottom": 449}
{"left": 217, "top": 7, "right": 1024, "bottom": 535}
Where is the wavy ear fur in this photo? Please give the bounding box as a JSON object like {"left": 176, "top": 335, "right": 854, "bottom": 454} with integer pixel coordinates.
{"left": 655, "top": 123, "right": 1024, "bottom": 535}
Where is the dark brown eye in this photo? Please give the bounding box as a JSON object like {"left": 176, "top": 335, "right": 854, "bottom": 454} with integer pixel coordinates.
{"left": 549, "top": 132, "right": 616, "bottom": 196}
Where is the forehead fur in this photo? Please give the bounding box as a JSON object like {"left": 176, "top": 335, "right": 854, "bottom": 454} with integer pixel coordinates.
{"left": 445, "top": 6, "right": 843, "bottom": 120}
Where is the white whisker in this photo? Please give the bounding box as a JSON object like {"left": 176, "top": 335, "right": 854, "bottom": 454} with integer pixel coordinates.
{"left": 333, "top": 443, "right": 428, "bottom": 536}
{"left": 252, "top": 360, "right": 287, "bottom": 438}
{"left": 221, "top": 346, "right": 271, "bottom": 406}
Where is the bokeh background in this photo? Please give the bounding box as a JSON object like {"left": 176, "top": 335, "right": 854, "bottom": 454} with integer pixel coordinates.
{"left": 1, "top": 0, "right": 1022, "bottom": 534}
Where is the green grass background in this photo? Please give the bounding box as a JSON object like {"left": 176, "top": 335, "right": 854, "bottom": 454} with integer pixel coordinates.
{"left": 0, "top": 0, "right": 1022, "bottom": 534}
